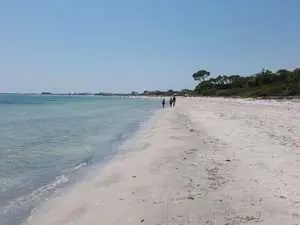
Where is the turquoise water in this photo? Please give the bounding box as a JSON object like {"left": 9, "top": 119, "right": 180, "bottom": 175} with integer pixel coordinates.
{"left": 0, "top": 94, "right": 159, "bottom": 225}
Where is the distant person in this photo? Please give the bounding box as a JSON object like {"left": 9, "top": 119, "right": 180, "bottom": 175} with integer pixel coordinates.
{"left": 172, "top": 95, "right": 176, "bottom": 107}
{"left": 162, "top": 98, "right": 166, "bottom": 108}
{"left": 169, "top": 97, "right": 173, "bottom": 107}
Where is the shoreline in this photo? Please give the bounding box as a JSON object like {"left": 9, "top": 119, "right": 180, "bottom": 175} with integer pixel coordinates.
{"left": 26, "top": 98, "right": 300, "bottom": 225}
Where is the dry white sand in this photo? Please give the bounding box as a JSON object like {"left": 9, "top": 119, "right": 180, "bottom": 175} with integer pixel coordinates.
{"left": 26, "top": 97, "right": 300, "bottom": 225}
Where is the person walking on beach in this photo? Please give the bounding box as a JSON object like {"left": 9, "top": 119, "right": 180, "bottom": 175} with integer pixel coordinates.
{"left": 169, "top": 97, "right": 173, "bottom": 107}
{"left": 172, "top": 95, "right": 176, "bottom": 107}
{"left": 162, "top": 98, "right": 166, "bottom": 108}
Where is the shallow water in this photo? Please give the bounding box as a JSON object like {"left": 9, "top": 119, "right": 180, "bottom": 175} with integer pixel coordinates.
{"left": 0, "top": 94, "right": 159, "bottom": 225}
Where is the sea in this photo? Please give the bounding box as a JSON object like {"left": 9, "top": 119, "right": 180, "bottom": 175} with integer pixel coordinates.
{"left": 0, "top": 94, "right": 159, "bottom": 225}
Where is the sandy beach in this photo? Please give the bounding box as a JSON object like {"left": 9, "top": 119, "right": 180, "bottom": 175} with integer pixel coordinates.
{"left": 26, "top": 97, "right": 300, "bottom": 225}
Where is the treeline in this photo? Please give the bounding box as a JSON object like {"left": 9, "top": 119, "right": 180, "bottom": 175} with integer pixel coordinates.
{"left": 140, "top": 89, "right": 192, "bottom": 97}
{"left": 192, "top": 68, "right": 300, "bottom": 97}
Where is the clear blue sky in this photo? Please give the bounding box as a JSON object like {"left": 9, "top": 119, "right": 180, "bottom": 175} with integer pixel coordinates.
{"left": 0, "top": 0, "right": 299, "bottom": 93}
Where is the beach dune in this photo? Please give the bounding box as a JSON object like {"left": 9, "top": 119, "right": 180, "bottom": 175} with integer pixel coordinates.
{"left": 27, "top": 97, "right": 300, "bottom": 225}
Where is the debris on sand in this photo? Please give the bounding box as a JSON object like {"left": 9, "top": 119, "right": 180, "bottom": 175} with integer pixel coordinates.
{"left": 187, "top": 195, "right": 195, "bottom": 200}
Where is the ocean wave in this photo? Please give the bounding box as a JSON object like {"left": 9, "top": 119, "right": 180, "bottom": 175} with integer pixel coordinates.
{"left": 3, "top": 175, "right": 69, "bottom": 216}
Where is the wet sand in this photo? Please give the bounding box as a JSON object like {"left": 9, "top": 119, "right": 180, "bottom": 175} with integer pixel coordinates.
{"left": 26, "top": 97, "right": 300, "bottom": 225}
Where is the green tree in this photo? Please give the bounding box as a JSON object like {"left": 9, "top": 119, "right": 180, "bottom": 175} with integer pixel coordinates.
{"left": 192, "top": 70, "right": 210, "bottom": 82}
{"left": 192, "top": 67, "right": 300, "bottom": 97}
{"left": 277, "top": 69, "right": 291, "bottom": 83}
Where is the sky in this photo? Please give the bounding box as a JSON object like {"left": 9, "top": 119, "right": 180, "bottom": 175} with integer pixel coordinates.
{"left": 0, "top": 0, "right": 299, "bottom": 93}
